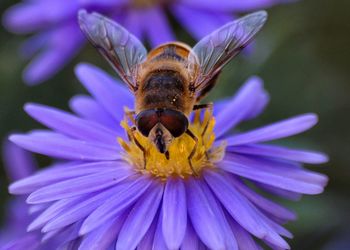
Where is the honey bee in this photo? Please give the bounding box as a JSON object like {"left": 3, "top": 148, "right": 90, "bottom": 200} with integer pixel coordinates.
{"left": 78, "top": 10, "right": 267, "bottom": 170}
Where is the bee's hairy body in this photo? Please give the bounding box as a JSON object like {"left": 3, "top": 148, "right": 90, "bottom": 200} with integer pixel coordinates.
{"left": 135, "top": 43, "right": 196, "bottom": 116}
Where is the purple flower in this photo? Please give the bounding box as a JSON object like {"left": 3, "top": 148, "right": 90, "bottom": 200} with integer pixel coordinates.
{"left": 8, "top": 63, "right": 328, "bottom": 249}
{"left": 0, "top": 141, "right": 77, "bottom": 249}
{"left": 3, "top": 0, "right": 294, "bottom": 85}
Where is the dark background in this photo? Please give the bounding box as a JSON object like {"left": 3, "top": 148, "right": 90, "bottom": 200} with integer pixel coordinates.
{"left": 0, "top": 0, "right": 349, "bottom": 249}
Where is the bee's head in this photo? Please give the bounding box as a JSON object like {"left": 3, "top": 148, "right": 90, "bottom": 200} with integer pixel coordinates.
{"left": 135, "top": 108, "right": 189, "bottom": 154}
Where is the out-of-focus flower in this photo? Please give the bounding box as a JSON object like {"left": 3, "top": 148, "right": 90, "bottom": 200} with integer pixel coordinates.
{"left": 8, "top": 63, "right": 328, "bottom": 249}
{"left": 0, "top": 141, "right": 80, "bottom": 249}
{"left": 3, "top": 0, "right": 294, "bottom": 85}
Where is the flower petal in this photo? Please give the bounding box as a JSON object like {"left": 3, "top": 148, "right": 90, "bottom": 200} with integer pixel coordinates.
{"left": 9, "top": 133, "right": 122, "bottom": 161}
{"left": 186, "top": 178, "right": 226, "bottom": 249}
{"left": 9, "top": 161, "right": 121, "bottom": 195}
{"left": 142, "top": 6, "right": 175, "bottom": 46}
{"left": 2, "top": 139, "right": 36, "bottom": 181}
{"left": 80, "top": 176, "right": 153, "bottom": 235}
{"left": 171, "top": 3, "right": 232, "bottom": 39}
{"left": 27, "top": 168, "right": 133, "bottom": 203}
{"left": 69, "top": 95, "right": 118, "bottom": 130}
{"left": 162, "top": 178, "right": 187, "bottom": 250}
{"left": 75, "top": 63, "right": 134, "bottom": 122}
{"left": 221, "top": 154, "right": 328, "bottom": 194}
{"left": 222, "top": 114, "right": 319, "bottom": 146}
{"left": 116, "top": 182, "right": 164, "bottom": 250}
{"left": 228, "top": 144, "right": 329, "bottom": 164}
{"left": 228, "top": 219, "right": 260, "bottom": 250}
{"left": 215, "top": 77, "right": 268, "bottom": 138}
{"left": 25, "top": 103, "right": 119, "bottom": 145}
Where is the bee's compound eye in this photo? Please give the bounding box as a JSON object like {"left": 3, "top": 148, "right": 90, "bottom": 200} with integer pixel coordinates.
{"left": 135, "top": 110, "right": 159, "bottom": 137}
{"left": 160, "top": 110, "right": 188, "bottom": 138}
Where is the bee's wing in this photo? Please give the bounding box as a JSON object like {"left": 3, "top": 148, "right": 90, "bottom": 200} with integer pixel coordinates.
{"left": 188, "top": 11, "right": 267, "bottom": 93}
{"left": 78, "top": 10, "right": 147, "bottom": 92}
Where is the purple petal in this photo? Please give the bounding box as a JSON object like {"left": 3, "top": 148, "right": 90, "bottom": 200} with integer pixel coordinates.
{"left": 137, "top": 211, "right": 158, "bottom": 250}
{"left": 172, "top": 3, "right": 232, "bottom": 39}
{"left": 222, "top": 114, "right": 319, "bottom": 146}
{"left": 9, "top": 133, "right": 122, "bottom": 161}
{"left": 204, "top": 170, "right": 269, "bottom": 238}
{"left": 177, "top": 0, "right": 287, "bottom": 12}
{"left": 75, "top": 63, "right": 134, "bottom": 122}
{"left": 221, "top": 154, "right": 328, "bottom": 194}
{"left": 3, "top": 2, "right": 75, "bottom": 33}
{"left": 42, "top": 184, "right": 131, "bottom": 232}
{"left": 9, "top": 161, "right": 121, "bottom": 195}
{"left": 228, "top": 144, "right": 329, "bottom": 164}
{"left": 215, "top": 77, "right": 268, "bottom": 138}
{"left": 2, "top": 139, "right": 36, "bottom": 181}
{"left": 180, "top": 221, "right": 202, "bottom": 250}
{"left": 228, "top": 219, "right": 260, "bottom": 250}
{"left": 255, "top": 182, "right": 302, "bottom": 201}
{"left": 80, "top": 176, "right": 153, "bottom": 235}
{"left": 162, "top": 178, "right": 187, "bottom": 249}
{"left": 69, "top": 95, "right": 119, "bottom": 130}
{"left": 78, "top": 214, "right": 124, "bottom": 250}
{"left": 23, "top": 23, "right": 84, "bottom": 85}
{"left": 28, "top": 195, "right": 88, "bottom": 232}
{"left": 25, "top": 103, "right": 119, "bottom": 145}
{"left": 142, "top": 6, "right": 175, "bottom": 47}
{"left": 186, "top": 178, "right": 226, "bottom": 249}
{"left": 152, "top": 209, "right": 168, "bottom": 250}
{"left": 116, "top": 182, "right": 164, "bottom": 250}
{"left": 230, "top": 177, "right": 297, "bottom": 221}
{"left": 27, "top": 168, "right": 133, "bottom": 203}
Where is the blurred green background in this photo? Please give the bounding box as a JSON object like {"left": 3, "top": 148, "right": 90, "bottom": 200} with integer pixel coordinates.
{"left": 0, "top": 0, "right": 349, "bottom": 249}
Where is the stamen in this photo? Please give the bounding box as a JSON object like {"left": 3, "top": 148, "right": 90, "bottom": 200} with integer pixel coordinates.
{"left": 118, "top": 108, "right": 226, "bottom": 179}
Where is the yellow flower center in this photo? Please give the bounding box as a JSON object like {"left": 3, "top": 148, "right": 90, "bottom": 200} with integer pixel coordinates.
{"left": 118, "top": 109, "right": 226, "bottom": 179}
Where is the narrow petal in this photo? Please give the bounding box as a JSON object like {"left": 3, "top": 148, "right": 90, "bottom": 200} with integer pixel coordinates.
{"left": 23, "top": 23, "right": 84, "bottom": 85}
{"left": 75, "top": 63, "right": 134, "bottom": 122}
{"left": 204, "top": 170, "right": 269, "bottom": 239}
{"left": 222, "top": 114, "right": 319, "bottom": 146}
{"left": 255, "top": 182, "right": 302, "bottom": 201}
{"left": 230, "top": 177, "right": 297, "bottom": 221}
{"left": 228, "top": 219, "right": 260, "bottom": 250}
{"left": 2, "top": 139, "right": 36, "bottom": 181}
{"left": 25, "top": 103, "right": 119, "bottom": 145}
{"left": 142, "top": 6, "right": 175, "bottom": 46}
{"left": 27, "top": 168, "right": 133, "bottom": 203}
{"left": 9, "top": 133, "right": 122, "bottom": 161}
{"left": 78, "top": 216, "right": 124, "bottom": 250}
{"left": 228, "top": 144, "right": 329, "bottom": 164}
{"left": 171, "top": 3, "right": 232, "bottom": 39}
{"left": 69, "top": 95, "right": 118, "bottom": 130}
{"left": 162, "top": 178, "right": 187, "bottom": 250}
{"left": 214, "top": 77, "right": 268, "bottom": 138}
{"left": 9, "top": 161, "right": 121, "bottom": 195}
{"left": 137, "top": 212, "right": 158, "bottom": 250}
{"left": 42, "top": 184, "right": 130, "bottom": 232}
{"left": 221, "top": 154, "right": 328, "bottom": 194}
{"left": 186, "top": 178, "right": 226, "bottom": 249}
{"left": 116, "top": 182, "right": 164, "bottom": 250}
{"left": 152, "top": 209, "right": 168, "bottom": 250}
{"left": 80, "top": 176, "right": 152, "bottom": 235}
{"left": 180, "top": 221, "right": 201, "bottom": 250}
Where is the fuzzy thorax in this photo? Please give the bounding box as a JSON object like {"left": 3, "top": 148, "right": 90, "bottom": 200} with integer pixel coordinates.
{"left": 118, "top": 109, "right": 226, "bottom": 179}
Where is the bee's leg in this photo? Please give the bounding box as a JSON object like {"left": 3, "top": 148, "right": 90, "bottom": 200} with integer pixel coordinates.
{"left": 186, "top": 129, "right": 199, "bottom": 176}
{"left": 193, "top": 103, "right": 213, "bottom": 137}
{"left": 124, "top": 107, "right": 136, "bottom": 124}
{"left": 129, "top": 126, "right": 147, "bottom": 169}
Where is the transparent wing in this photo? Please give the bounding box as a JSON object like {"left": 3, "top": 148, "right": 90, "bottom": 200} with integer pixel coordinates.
{"left": 188, "top": 11, "right": 267, "bottom": 92}
{"left": 78, "top": 10, "right": 147, "bottom": 92}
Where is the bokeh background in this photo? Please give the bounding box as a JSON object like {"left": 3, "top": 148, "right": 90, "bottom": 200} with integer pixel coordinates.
{"left": 0, "top": 0, "right": 349, "bottom": 249}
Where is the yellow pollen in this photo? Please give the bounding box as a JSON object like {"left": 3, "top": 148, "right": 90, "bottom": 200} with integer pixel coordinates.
{"left": 118, "top": 108, "right": 226, "bottom": 179}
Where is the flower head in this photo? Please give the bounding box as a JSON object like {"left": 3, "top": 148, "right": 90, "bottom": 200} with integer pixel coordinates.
{"left": 3, "top": 0, "right": 294, "bottom": 85}
{"left": 8, "top": 63, "right": 328, "bottom": 249}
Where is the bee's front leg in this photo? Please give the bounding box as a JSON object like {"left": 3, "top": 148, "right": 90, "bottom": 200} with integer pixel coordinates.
{"left": 129, "top": 126, "right": 147, "bottom": 169}
{"left": 186, "top": 129, "right": 199, "bottom": 176}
